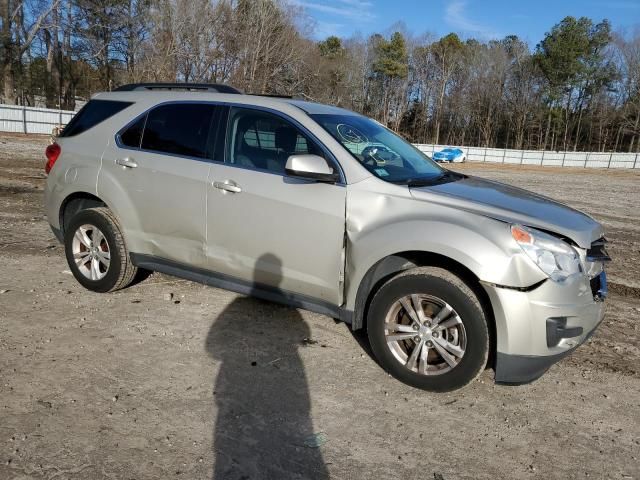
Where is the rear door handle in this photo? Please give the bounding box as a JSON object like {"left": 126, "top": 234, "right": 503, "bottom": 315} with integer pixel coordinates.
{"left": 116, "top": 157, "right": 138, "bottom": 168}
{"left": 213, "top": 180, "right": 242, "bottom": 193}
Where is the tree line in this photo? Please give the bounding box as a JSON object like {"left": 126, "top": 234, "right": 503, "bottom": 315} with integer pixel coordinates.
{"left": 1, "top": 0, "right": 639, "bottom": 152}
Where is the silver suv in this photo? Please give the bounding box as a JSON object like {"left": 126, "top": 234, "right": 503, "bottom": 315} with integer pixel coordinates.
{"left": 44, "top": 83, "right": 609, "bottom": 392}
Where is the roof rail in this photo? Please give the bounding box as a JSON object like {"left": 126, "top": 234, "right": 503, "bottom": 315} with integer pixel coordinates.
{"left": 114, "top": 83, "right": 242, "bottom": 94}
{"left": 247, "top": 93, "right": 293, "bottom": 99}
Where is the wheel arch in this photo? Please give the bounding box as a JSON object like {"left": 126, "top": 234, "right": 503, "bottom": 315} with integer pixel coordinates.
{"left": 350, "top": 250, "right": 497, "bottom": 365}
{"left": 59, "top": 192, "right": 108, "bottom": 237}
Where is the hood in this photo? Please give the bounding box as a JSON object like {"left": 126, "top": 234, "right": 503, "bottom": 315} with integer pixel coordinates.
{"left": 409, "top": 175, "right": 603, "bottom": 248}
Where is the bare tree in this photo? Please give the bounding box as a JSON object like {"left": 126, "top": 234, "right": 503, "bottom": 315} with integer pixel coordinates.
{"left": 1, "top": 3, "right": 637, "bottom": 152}
{"left": 1, "top": 0, "right": 60, "bottom": 103}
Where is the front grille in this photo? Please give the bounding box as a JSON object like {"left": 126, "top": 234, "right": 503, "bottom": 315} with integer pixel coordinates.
{"left": 590, "top": 271, "right": 607, "bottom": 301}
{"left": 587, "top": 237, "right": 611, "bottom": 262}
{"left": 590, "top": 274, "right": 601, "bottom": 297}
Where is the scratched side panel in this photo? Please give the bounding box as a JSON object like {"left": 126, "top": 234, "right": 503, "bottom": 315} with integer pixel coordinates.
{"left": 98, "top": 141, "right": 211, "bottom": 266}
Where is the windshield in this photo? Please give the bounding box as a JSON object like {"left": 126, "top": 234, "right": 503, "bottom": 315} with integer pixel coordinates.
{"left": 310, "top": 113, "right": 445, "bottom": 184}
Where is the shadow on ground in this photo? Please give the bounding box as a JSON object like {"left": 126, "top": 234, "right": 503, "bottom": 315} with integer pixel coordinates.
{"left": 205, "top": 254, "right": 329, "bottom": 480}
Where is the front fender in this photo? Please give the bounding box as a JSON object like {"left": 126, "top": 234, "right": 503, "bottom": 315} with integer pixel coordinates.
{"left": 343, "top": 181, "right": 547, "bottom": 312}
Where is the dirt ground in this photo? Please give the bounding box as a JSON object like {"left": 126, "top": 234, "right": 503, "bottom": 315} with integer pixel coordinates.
{"left": 0, "top": 132, "right": 638, "bottom": 480}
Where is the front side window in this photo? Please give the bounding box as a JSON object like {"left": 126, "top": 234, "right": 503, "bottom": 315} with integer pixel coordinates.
{"left": 227, "top": 107, "right": 322, "bottom": 173}
{"left": 140, "top": 103, "right": 216, "bottom": 159}
{"left": 311, "top": 113, "right": 446, "bottom": 185}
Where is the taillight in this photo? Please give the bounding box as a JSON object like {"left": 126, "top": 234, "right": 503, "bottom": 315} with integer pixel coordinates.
{"left": 45, "top": 143, "right": 61, "bottom": 174}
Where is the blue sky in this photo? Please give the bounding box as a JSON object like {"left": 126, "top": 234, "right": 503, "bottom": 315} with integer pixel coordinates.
{"left": 293, "top": 0, "right": 640, "bottom": 44}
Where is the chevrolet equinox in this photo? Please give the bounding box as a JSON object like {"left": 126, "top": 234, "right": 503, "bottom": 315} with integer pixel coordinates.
{"left": 44, "top": 83, "right": 609, "bottom": 392}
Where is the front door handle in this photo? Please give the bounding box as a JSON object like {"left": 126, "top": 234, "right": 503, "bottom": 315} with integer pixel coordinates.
{"left": 213, "top": 180, "right": 242, "bottom": 194}
{"left": 116, "top": 157, "right": 138, "bottom": 168}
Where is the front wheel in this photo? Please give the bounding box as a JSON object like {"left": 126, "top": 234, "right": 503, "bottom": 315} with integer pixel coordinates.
{"left": 367, "top": 267, "right": 489, "bottom": 392}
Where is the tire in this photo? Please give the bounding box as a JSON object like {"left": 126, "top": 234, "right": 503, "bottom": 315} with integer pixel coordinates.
{"left": 367, "top": 267, "right": 489, "bottom": 392}
{"left": 64, "top": 207, "right": 138, "bottom": 293}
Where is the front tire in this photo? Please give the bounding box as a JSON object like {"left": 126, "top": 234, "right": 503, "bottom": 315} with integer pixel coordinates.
{"left": 367, "top": 267, "right": 489, "bottom": 392}
{"left": 64, "top": 207, "right": 138, "bottom": 293}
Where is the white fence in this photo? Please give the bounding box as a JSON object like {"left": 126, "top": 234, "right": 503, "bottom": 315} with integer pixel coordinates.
{"left": 0, "top": 104, "right": 638, "bottom": 168}
{"left": 415, "top": 144, "right": 640, "bottom": 169}
{"left": 0, "top": 104, "right": 75, "bottom": 135}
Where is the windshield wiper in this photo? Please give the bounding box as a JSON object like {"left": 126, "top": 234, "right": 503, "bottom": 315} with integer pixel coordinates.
{"left": 402, "top": 171, "right": 465, "bottom": 187}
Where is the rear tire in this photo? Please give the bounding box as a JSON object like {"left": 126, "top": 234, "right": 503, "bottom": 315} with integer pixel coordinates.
{"left": 367, "top": 267, "right": 489, "bottom": 392}
{"left": 64, "top": 207, "right": 138, "bottom": 293}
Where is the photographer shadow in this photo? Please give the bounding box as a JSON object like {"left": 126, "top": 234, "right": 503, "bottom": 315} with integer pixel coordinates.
{"left": 206, "top": 254, "right": 329, "bottom": 480}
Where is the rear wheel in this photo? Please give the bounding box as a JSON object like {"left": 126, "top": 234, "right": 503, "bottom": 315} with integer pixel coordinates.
{"left": 367, "top": 267, "right": 489, "bottom": 392}
{"left": 64, "top": 207, "right": 138, "bottom": 293}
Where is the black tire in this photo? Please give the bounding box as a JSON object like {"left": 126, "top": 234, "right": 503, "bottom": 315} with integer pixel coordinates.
{"left": 64, "top": 207, "right": 138, "bottom": 293}
{"left": 367, "top": 267, "right": 489, "bottom": 392}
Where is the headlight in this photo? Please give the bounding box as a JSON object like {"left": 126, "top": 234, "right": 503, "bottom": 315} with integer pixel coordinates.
{"left": 511, "top": 225, "right": 581, "bottom": 282}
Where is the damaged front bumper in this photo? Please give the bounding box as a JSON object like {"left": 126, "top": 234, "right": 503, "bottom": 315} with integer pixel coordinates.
{"left": 483, "top": 270, "right": 607, "bottom": 385}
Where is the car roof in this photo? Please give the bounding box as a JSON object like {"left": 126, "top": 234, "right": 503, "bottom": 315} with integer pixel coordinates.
{"left": 92, "top": 90, "right": 359, "bottom": 117}
{"left": 286, "top": 99, "right": 360, "bottom": 116}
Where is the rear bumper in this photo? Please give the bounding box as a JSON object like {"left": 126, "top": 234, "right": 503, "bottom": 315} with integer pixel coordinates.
{"left": 483, "top": 271, "right": 606, "bottom": 385}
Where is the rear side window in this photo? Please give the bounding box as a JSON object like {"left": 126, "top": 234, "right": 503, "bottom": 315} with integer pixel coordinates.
{"left": 140, "top": 103, "right": 216, "bottom": 159}
{"left": 60, "top": 100, "right": 133, "bottom": 137}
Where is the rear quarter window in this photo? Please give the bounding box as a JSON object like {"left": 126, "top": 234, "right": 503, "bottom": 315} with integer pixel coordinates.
{"left": 60, "top": 100, "right": 133, "bottom": 137}
{"left": 119, "top": 115, "right": 146, "bottom": 148}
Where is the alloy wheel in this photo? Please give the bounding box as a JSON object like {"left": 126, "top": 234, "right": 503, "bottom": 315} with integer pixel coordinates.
{"left": 71, "top": 223, "right": 111, "bottom": 281}
{"left": 384, "top": 294, "right": 466, "bottom": 375}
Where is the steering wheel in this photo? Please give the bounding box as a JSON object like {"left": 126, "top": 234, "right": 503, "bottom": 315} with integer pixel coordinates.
{"left": 361, "top": 146, "right": 382, "bottom": 166}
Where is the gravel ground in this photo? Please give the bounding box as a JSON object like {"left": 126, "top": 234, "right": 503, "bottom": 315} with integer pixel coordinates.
{"left": 0, "top": 133, "right": 639, "bottom": 480}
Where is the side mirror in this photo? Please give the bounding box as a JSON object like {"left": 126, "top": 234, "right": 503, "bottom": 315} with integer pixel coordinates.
{"left": 285, "top": 154, "right": 339, "bottom": 183}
